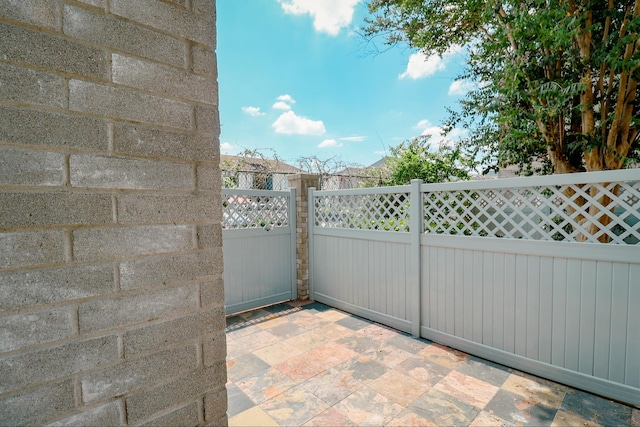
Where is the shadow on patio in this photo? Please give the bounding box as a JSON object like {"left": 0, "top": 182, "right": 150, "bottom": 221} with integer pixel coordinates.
{"left": 225, "top": 301, "right": 639, "bottom": 426}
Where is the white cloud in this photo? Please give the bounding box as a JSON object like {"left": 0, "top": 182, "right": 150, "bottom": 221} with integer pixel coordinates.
{"left": 277, "top": 0, "right": 360, "bottom": 36}
{"left": 272, "top": 111, "right": 326, "bottom": 135}
{"left": 318, "top": 139, "right": 343, "bottom": 148}
{"left": 448, "top": 79, "right": 477, "bottom": 96}
{"left": 220, "top": 142, "right": 240, "bottom": 155}
{"left": 339, "top": 135, "right": 366, "bottom": 142}
{"left": 277, "top": 94, "right": 296, "bottom": 104}
{"left": 399, "top": 46, "right": 463, "bottom": 80}
{"left": 241, "top": 106, "right": 265, "bottom": 116}
{"left": 272, "top": 101, "right": 292, "bottom": 110}
{"left": 413, "top": 119, "right": 468, "bottom": 148}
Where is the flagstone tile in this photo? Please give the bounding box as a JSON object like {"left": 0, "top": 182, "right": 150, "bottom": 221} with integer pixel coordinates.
{"left": 236, "top": 367, "right": 300, "bottom": 404}
{"left": 418, "top": 342, "right": 468, "bottom": 368}
{"left": 334, "top": 354, "right": 387, "bottom": 382}
{"left": 315, "top": 308, "right": 349, "bottom": 322}
{"left": 226, "top": 337, "right": 251, "bottom": 359}
{"left": 337, "top": 332, "right": 384, "bottom": 354}
{"left": 336, "top": 315, "right": 373, "bottom": 331}
{"left": 256, "top": 316, "right": 290, "bottom": 330}
{"left": 357, "top": 323, "right": 399, "bottom": 341}
{"left": 226, "top": 323, "right": 263, "bottom": 339}
{"left": 227, "top": 353, "right": 272, "bottom": 382}
{"left": 385, "top": 333, "right": 432, "bottom": 354}
{"left": 334, "top": 386, "right": 404, "bottom": 426}
{"left": 632, "top": 408, "right": 640, "bottom": 427}
{"left": 290, "top": 315, "right": 332, "bottom": 331}
{"left": 226, "top": 383, "right": 256, "bottom": 418}
{"left": 484, "top": 388, "right": 557, "bottom": 426}
{"left": 241, "top": 308, "right": 273, "bottom": 322}
{"left": 469, "top": 410, "right": 512, "bottom": 426}
{"left": 299, "top": 302, "right": 331, "bottom": 313}
{"left": 410, "top": 388, "right": 479, "bottom": 426}
{"left": 303, "top": 407, "right": 357, "bottom": 426}
{"left": 253, "top": 340, "right": 305, "bottom": 365}
{"left": 558, "top": 388, "right": 633, "bottom": 427}
{"left": 455, "top": 355, "right": 512, "bottom": 387}
{"left": 280, "top": 330, "right": 329, "bottom": 353}
{"left": 274, "top": 351, "right": 327, "bottom": 381}
{"left": 502, "top": 373, "right": 567, "bottom": 408}
{"left": 394, "top": 354, "right": 452, "bottom": 386}
{"left": 231, "top": 329, "right": 281, "bottom": 353}
{"left": 304, "top": 322, "right": 353, "bottom": 342}
{"left": 551, "top": 409, "right": 602, "bottom": 427}
{"left": 261, "top": 386, "right": 328, "bottom": 426}
{"left": 228, "top": 406, "right": 279, "bottom": 427}
{"left": 265, "top": 321, "right": 306, "bottom": 339}
{"left": 364, "top": 344, "right": 413, "bottom": 368}
{"left": 431, "top": 370, "right": 500, "bottom": 409}
{"left": 386, "top": 409, "right": 439, "bottom": 426}
{"left": 366, "top": 369, "right": 430, "bottom": 407}
{"left": 306, "top": 340, "right": 358, "bottom": 369}
{"left": 298, "top": 367, "right": 362, "bottom": 406}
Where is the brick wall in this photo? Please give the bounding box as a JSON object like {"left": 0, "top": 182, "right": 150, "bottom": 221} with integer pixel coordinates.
{"left": 0, "top": 1, "right": 226, "bottom": 425}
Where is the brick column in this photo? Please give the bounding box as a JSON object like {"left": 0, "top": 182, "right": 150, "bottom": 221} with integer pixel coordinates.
{"left": 288, "top": 174, "right": 320, "bottom": 300}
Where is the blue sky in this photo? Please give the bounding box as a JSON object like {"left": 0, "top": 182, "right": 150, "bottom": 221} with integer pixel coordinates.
{"left": 217, "top": 0, "right": 471, "bottom": 167}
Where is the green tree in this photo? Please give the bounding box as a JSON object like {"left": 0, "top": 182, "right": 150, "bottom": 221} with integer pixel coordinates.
{"left": 363, "top": 0, "right": 640, "bottom": 175}
{"left": 380, "top": 136, "right": 471, "bottom": 185}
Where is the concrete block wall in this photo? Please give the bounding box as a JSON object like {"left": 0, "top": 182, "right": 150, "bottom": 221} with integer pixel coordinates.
{"left": 0, "top": 1, "right": 226, "bottom": 425}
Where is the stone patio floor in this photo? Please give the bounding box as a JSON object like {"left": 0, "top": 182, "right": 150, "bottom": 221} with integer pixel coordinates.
{"left": 225, "top": 300, "right": 639, "bottom": 426}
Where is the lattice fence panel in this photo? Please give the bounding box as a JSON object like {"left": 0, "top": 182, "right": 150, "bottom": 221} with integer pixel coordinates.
{"left": 222, "top": 193, "right": 289, "bottom": 230}
{"left": 314, "top": 192, "right": 411, "bottom": 232}
{"left": 423, "top": 180, "right": 640, "bottom": 243}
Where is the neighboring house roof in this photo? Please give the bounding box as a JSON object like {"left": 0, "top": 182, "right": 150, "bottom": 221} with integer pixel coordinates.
{"left": 220, "top": 155, "right": 304, "bottom": 174}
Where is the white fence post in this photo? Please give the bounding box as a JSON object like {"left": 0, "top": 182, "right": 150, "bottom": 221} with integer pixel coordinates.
{"left": 410, "top": 179, "right": 423, "bottom": 337}
{"left": 308, "top": 186, "right": 316, "bottom": 300}
{"left": 289, "top": 187, "right": 297, "bottom": 300}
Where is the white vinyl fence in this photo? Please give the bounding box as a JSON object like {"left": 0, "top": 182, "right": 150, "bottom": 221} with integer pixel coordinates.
{"left": 309, "top": 169, "right": 640, "bottom": 406}
{"left": 222, "top": 189, "right": 296, "bottom": 315}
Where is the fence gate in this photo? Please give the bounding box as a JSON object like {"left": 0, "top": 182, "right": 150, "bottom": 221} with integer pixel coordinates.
{"left": 222, "top": 188, "right": 296, "bottom": 315}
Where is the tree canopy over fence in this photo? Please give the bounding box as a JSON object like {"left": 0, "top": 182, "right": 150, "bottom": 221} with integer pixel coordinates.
{"left": 364, "top": 0, "right": 640, "bottom": 176}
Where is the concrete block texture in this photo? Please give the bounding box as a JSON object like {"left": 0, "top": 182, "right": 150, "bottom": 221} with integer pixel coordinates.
{"left": 73, "top": 224, "right": 195, "bottom": 262}
{"left": 70, "top": 154, "right": 194, "bottom": 190}
{"left": 62, "top": 4, "right": 185, "bottom": 67}
{"left": 0, "top": 106, "right": 108, "bottom": 150}
{"left": 81, "top": 344, "right": 197, "bottom": 402}
{"left": 0, "top": 22, "right": 107, "bottom": 78}
{"left": 118, "top": 251, "right": 216, "bottom": 289}
{"left": 123, "top": 306, "right": 225, "bottom": 357}
{"left": 110, "top": 0, "right": 215, "bottom": 46}
{"left": 0, "top": 147, "right": 65, "bottom": 187}
{"left": 204, "top": 387, "right": 228, "bottom": 422}
{"left": 68, "top": 80, "right": 192, "bottom": 129}
{"left": 78, "top": 283, "right": 199, "bottom": 333}
{"left": 46, "top": 401, "right": 121, "bottom": 427}
{"left": 124, "top": 363, "right": 225, "bottom": 423}
{"left": 0, "top": 0, "right": 224, "bottom": 424}
{"left": 0, "top": 230, "right": 65, "bottom": 269}
{"left": 0, "top": 335, "right": 118, "bottom": 392}
{"left": 112, "top": 53, "right": 217, "bottom": 104}
{"left": 0, "top": 307, "right": 73, "bottom": 353}
{"left": 139, "top": 402, "right": 200, "bottom": 427}
{"left": 0, "top": 191, "right": 113, "bottom": 228}
{"left": 0, "top": 62, "right": 64, "bottom": 107}
{"left": 0, "top": 380, "right": 75, "bottom": 427}
{"left": 0, "top": 264, "right": 114, "bottom": 311}
{"left": 117, "top": 193, "right": 216, "bottom": 224}
{"left": 113, "top": 122, "right": 215, "bottom": 161}
{"left": 0, "top": 0, "right": 57, "bottom": 29}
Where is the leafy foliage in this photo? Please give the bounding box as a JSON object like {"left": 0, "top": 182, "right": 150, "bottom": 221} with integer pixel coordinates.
{"left": 364, "top": 0, "right": 640, "bottom": 174}
{"left": 378, "top": 136, "right": 472, "bottom": 185}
